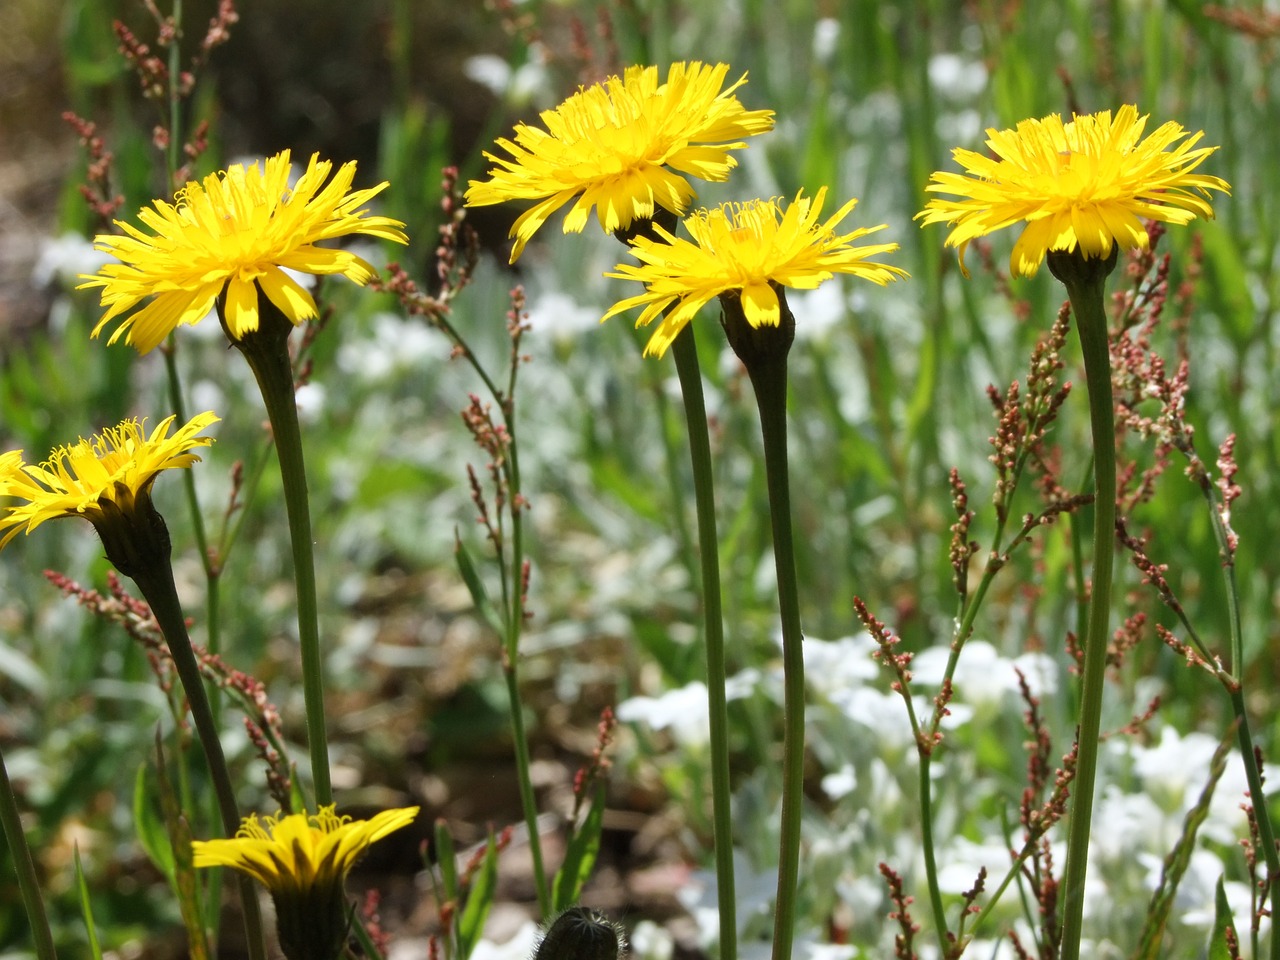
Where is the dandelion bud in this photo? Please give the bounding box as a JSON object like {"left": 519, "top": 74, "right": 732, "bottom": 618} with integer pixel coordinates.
{"left": 532, "top": 907, "right": 625, "bottom": 960}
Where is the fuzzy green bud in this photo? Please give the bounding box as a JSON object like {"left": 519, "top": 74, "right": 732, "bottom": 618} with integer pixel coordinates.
{"left": 531, "top": 907, "right": 624, "bottom": 960}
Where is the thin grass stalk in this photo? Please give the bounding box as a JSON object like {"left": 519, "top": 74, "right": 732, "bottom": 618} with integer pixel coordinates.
{"left": 636, "top": 325, "right": 698, "bottom": 590}
{"left": 157, "top": 15, "right": 228, "bottom": 921}
{"left": 502, "top": 655, "right": 550, "bottom": 917}
{"left": 1206, "top": 480, "right": 1280, "bottom": 959}
{"left": 158, "top": 0, "right": 219, "bottom": 669}
{"left": 496, "top": 309, "right": 550, "bottom": 917}
{"left": 419, "top": 287, "right": 549, "bottom": 914}
{"left": 670, "top": 325, "right": 737, "bottom": 959}
{"left": 161, "top": 349, "right": 218, "bottom": 653}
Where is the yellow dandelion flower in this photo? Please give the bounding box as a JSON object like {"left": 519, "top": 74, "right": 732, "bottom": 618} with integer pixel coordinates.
{"left": 465, "top": 61, "right": 775, "bottom": 262}
{"left": 0, "top": 450, "right": 23, "bottom": 497}
{"left": 0, "top": 412, "right": 219, "bottom": 549}
{"left": 78, "top": 150, "right": 408, "bottom": 353}
{"left": 193, "top": 805, "right": 419, "bottom": 960}
{"left": 602, "top": 187, "right": 907, "bottom": 357}
{"left": 917, "top": 105, "right": 1230, "bottom": 278}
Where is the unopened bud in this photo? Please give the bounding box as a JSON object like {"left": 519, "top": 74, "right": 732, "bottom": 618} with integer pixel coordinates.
{"left": 531, "top": 907, "right": 624, "bottom": 960}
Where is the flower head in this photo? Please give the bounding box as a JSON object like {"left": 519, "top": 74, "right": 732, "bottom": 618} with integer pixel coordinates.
{"left": 79, "top": 151, "right": 408, "bottom": 353}
{"left": 0, "top": 450, "right": 23, "bottom": 497}
{"left": 917, "top": 105, "right": 1230, "bottom": 278}
{"left": 602, "top": 187, "right": 907, "bottom": 357}
{"left": 0, "top": 412, "right": 219, "bottom": 550}
{"left": 465, "top": 61, "right": 775, "bottom": 262}
{"left": 193, "top": 805, "right": 419, "bottom": 960}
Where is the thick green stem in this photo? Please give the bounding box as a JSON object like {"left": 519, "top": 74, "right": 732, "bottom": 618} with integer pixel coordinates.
{"left": 225, "top": 297, "right": 331, "bottom": 806}
{"left": 721, "top": 293, "right": 805, "bottom": 960}
{"left": 129, "top": 560, "right": 267, "bottom": 960}
{"left": 0, "top": 748, "right": 57, "bottom": 960}
{"left": 1052, "top": 251, "right": 1118, "bottom": 960}
{"left": 671, "top": 327, "right": 737, "bottom": 960}
{"left": 753, "top": 355, "right": 805, "bottom": 960}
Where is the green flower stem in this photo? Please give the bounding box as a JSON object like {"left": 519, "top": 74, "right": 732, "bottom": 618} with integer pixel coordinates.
{"left": 670, "top": 325, "right": 737, "bottom": 960}
{"left": 721, "top": 290, "right": 804, "bottom": 960}
{"left": 224, "top": 296, "right": 331, "bottom": 807}
{"left": 754, "top": 353, "right": 805, "bottom": 960}
{"left": 127, "top": 557, "right": 267, "bottom": 960}
{"left": 0, "top": 748, "right": 56, "bottom": 960}
{"left": 1050, "top": 250, "right": 1118, "bottom": 960}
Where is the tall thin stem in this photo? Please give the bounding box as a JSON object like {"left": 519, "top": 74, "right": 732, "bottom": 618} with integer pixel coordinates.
{"left": 721, "top": 292, "right": 805, "bottom": 960}
{"left": 225, "top": 297, "right": 331, "bottom": 806}
{"left": 0, "top": 748, "right": 57, "bottom": 960}
{"left": 670, "top": 326, "right": 737, "bottom": 959}
{"left": 128, "top": 558, "right": 267, "bottom": 960}
{"left": 753, "top": 353, "right": 805, "bottom": 960}
{"left": 1051, "top": 250, "right": 1117, "bottom": 960}
{"left": 497, "top": 308, "right": 550, "bottom": 917}
{"left": 1199, "top": 455, "right": 1280, "bottom": 958}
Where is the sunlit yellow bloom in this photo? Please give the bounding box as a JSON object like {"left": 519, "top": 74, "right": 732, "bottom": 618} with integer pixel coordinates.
{"left": 193, "top": 805, "right": 419, "bottom": 960}
{"left": 0, "top": 450, "right": 23, "bottom": 497}
{"left": 465, "top": 61, "right": 775, "bottom": 263}
{"left": 78, "top": 150, "right": 408, "bottom": 353}
{"left": 192, "top": 804, "right": 419, "bottom": 892}
{"left": 603, "top": 188, "right": 907, "bottom": 357}
{"left": 0, "top": 413, "right": 218, "bottom": 548}
{"left": 917, "top": 105, "right": 1230, "bottom": 278}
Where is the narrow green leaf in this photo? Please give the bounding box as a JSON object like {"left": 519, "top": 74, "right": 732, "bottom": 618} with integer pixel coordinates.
{"left": 73, "top": 844, "right": 103, "bottom": 960}
{"left": 435, "top": 818, "right": 459, "bottom": 903}
{"left": 350, "top": 912, "right": 387, "bottom": 960}
{"left": 552, "top": 786, "right": 606, "bottom": 913}
{"left": 454, "top": 533, "right": 505, "bottom": 636}
{"left": 456, "top": 831, "right": 500, "bottom": 960}
{"left": 288, "top": 767, "right": 307, "bottom": 816}
{"left": 132, "top": 763, "right": 175, "bottom": 882}
{"left": 1207, "top": 875, "right": 1236, "bottom": 960}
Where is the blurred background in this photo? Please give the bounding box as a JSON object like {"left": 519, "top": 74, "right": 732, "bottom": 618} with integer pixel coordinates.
{"left": 2, "top": 1, "right": 1279, "bottom": 957}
